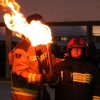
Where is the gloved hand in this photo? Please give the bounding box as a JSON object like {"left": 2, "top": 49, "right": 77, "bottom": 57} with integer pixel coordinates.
{"left": 42, "top": 71, "right": 59, "bottom": 84}
{"left": 42, "top": 72, "right": 51, "bottom": 84}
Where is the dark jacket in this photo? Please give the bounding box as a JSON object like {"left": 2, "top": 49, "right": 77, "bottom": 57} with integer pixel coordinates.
{"left": 52, "top": 57, "right": 100, "bottom": 100}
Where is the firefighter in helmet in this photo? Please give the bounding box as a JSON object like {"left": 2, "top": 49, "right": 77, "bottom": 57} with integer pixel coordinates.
{"left": 9, "top": 14, "right": 52, "bottom": 100}
{"left": 52, "top": 37, "right": 100, "bottom": 100}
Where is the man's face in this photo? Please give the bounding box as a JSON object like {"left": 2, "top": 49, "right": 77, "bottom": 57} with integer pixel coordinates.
{"left": 71, "top": 47, "right": 82, "bottom": 58}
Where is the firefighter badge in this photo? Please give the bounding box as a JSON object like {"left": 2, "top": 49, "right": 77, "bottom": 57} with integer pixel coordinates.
{"left": 15, "top": 53, "right": 22, "bottom": 59}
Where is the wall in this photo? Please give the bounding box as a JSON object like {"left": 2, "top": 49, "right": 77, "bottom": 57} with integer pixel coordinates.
{"left": 0, "top": 0, "right": 100, "bottom": 22}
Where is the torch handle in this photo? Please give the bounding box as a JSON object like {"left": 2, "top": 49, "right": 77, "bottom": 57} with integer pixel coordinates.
{"left": 46, "top": 44, "right": 53, "bottom": 76}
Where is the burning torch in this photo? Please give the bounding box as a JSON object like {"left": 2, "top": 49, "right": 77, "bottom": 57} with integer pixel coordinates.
{"left": 0, "top": 0, "right": 53, "bottom": 75}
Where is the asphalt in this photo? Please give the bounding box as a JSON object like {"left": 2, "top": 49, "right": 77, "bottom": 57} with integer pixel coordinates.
{"left": 0, "top": 78, "right": 11, "bottom": 100}
{"left": 0, "top": 78, "right": 55, "bottom": 100}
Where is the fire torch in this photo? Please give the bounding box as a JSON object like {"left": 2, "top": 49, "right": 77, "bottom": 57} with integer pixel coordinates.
{"left": 0, "top": 0, "right": 53, "bottom": 75}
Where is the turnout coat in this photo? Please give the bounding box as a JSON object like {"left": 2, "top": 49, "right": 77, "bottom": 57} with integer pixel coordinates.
{"left": 52, "top": 57, "right": 100, "bottom": 100}
{"left": 9, "top": 38, "right": 49, "bottom": 100}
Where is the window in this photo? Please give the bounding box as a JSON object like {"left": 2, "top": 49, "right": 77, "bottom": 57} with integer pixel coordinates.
{"left": 93, "top": 26, "right": 100, "bottom": 43}
{"left": 61, "top": 37, "right": 68, "bottom": 41}
{"left": 0, "top": 27, "right": 6, "bottom": 41}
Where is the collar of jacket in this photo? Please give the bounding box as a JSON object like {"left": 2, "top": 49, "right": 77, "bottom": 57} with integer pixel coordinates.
{"left": 24, "top": 37, "right": 31, "bottom": 44}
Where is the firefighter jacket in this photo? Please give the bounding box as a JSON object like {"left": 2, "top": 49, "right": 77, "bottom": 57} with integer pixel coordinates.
{"left": 9, "top": 38, "right": 50, "bottom": 100}
{"left": 52, "top": 57, "right": 100, "bottom": 100}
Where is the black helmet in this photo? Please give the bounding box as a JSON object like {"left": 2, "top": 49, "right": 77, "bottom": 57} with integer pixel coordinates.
{"left": 26, "top": 13, "right": 45, "bottom": 24}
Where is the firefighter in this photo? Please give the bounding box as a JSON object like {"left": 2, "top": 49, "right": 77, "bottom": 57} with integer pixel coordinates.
{"left": 51, "top": 37, "right": 100, "bottom": 100}
{"left": 8, "top": 14, "right": 52, "bottom": 100}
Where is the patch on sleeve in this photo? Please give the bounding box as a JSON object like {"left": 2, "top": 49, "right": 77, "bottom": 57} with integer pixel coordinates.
{"left": 15, "top": 53, "right": 22, "bottom": 59}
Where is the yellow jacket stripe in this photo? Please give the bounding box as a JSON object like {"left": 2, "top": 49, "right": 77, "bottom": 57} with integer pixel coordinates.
{"left": 27, "top": 53, "right": 47, "bottom": 61}
{"left": 40, "top": 53, "right": 48, "bottom": 61}
{"left": 93, "top": 96, "right": 100, "bottom": 100}
{"left": 27, "top": 56, "right": 37, "bottom": 61}
{"left": 28, "top": 73, "right": 42, "bottom": 84}
{"left": 73, "top": 72, "right": 93, "bottom": 84}
{"left": 12, "top": 87, "right": 38, "bottom": 97}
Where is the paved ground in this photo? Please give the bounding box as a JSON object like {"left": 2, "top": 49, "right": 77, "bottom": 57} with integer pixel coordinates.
{"left": 0, "top": 78, "right": 55, "bottom": 100}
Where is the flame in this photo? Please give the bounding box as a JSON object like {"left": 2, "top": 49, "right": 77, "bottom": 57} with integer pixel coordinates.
{"left": 0, "top": 0, "right": 52, "bottom": 46}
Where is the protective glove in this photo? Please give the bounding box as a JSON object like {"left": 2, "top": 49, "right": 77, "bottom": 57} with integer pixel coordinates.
{"left": 42, "top": 72, "right": 59, "bottom": 84}
{"left": 42, "top": 72, "right": 51, "bottom": 84}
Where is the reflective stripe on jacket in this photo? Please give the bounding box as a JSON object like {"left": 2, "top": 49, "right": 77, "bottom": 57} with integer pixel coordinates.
{"left": 12, "top": 86, "right": 38, "bottom": 97}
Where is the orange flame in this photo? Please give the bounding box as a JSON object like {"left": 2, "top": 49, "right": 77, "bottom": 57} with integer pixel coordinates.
{"left": 0, "top": 0, "right": 52, "bottom": 46}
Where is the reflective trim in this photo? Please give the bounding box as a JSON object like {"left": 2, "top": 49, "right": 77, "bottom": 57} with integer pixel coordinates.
{"left": 28, "top": 73, "right": 36, "bottom": 84}
{"left": 73, "top": 72, "right": 93, "bottom": 84}
{"left": 93, "top": 96, "right": 100, "bottom": 100}
{"left": 28, "top": 73, "right": 42, "bottom": 83}
{"left": 40, "top": 53, "right": 47, "bottom": 60}
{"left": 27, "top": 56, "right": 37, "bottom": 61}
{"left": 61, "top": 71, "right": 63, "bottom": 81}
{"left": 11, "top": 87, "right": 38, "bottom": 97}
{"left": 62, "top": 59, "right": 65, "bottom": 61}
